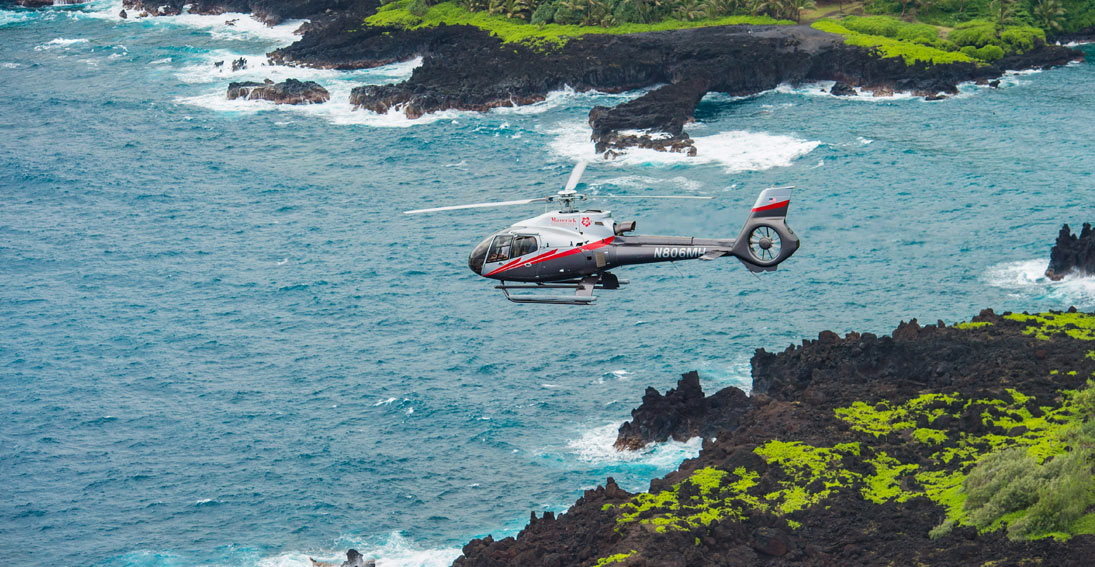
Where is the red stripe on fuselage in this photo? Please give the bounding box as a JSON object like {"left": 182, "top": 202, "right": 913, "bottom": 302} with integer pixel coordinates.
{"left": 483, "top": 237, "right": 614, "bottom": 277}
{"left": 752, "top": 200, "right": 790, "bottom": 212}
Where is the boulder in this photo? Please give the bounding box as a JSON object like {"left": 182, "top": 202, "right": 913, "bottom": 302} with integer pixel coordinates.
{"left": 227, "top": 78, "right": 330, "bottom": 104}
{"left": 830, "top": 81, "right": 857, "bottom": 96}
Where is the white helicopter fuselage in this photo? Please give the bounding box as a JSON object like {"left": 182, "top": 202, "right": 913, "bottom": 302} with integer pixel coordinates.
{"left": 407, "top": 159, "right": 798, "bottom": 304}
{"left": 469, "top": 208, "right": 753, "bottom": 283}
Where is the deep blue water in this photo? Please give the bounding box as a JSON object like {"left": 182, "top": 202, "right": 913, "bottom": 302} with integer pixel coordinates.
{"left": 2, "top": 4, "right": 1095, "bottom": 566}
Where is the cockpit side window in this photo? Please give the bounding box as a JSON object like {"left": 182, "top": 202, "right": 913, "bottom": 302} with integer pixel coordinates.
{"left": 486, "top": 235, "right": 514, "bottom": 263}
{"left": 512, "top": 235, "right": 538, "bottom": 258}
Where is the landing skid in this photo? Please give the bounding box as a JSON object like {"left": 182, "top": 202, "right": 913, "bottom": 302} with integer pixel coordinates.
{"left": 496, "top": 273, "right": 628, "bottom": 305}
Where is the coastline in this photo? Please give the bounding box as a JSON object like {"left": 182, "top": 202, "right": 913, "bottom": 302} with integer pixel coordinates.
{"left": 454, "top": 309, "right": 1095, "bottom": 566}
{"left": 100, "top": 0, "right": 1083, "bottom": 156}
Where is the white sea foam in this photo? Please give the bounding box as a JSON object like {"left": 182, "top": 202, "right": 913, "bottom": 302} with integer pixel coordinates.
{"left": 857, "top": 136, "right": 872, "bottom": 145}
{"left": 548, "top": 121, "right": 820, "bottom": 173}
{"left": 776, "top": 80, "right": 920, "bottom": 101}
{"left": 0, "top": 9, "right": 35, "bottom": 27}
{"left": 174, "top": 56, "right": 443, "bottom": 127}
{"left": 692, "top": 355, "right": 753, "bottom": 394}
{"left": 568, "top": 422, "right": 702, "bottom": 467}
{"left": 374, "top": 397, "right": 397, "bottom": 406}
{"left": 591, "top": 174, "right": 706, "bottom": 194}
{"left": 610, "top": 369, "right": 631, "bottom": 380}
{"left": 491, "top": 85, "right": 638, "bottom": 116}
{"left": 259, "top": 533, "right": 460, "bottom": 567}
{"left": 984, "top": 259, "right": 1095, "bottom": 308}
{"left": 133, "top": 10, "right": 306, "bottom": 42}
{"left": 0, "top": 62, "right": 20, "bottom": 69}
{"left": 34, "top": 37, "right": 90, "bottom": 50}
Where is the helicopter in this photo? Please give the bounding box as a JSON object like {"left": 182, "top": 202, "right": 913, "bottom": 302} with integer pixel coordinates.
{"left": 404, "top": 162, "right": 800, "bottom": 305}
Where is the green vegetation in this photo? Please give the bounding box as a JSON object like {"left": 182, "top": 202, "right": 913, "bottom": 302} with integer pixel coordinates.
{"left": 866, "top": 0, "right": 1095, "bottom": 34}
{"left": 813, "top": 13, "right": 1050, "bottom": 65}
{"left": 607, "top": 466, "right": 762, "bottom": 532}
{"left": 813, "top": 19, "right": 976, "bottom": 64}
{"left": 754, "top": 440, "right": 861, "bottom": 514}
{"left": 602, "top": 371, "right": 1095, "bottom": 542}
{"left": 955, "top": 321, "right": 994, "bottom": 329}
{"left": 1004, "top": 311, "right": 1095, "bottom": 341}
{"left": 961, "top": 381, "right": 1095, "bottom": 540}
{"left": 592, "top": 550, "right": 636, "bottom": 566}
{"left": 366, "top": 0, "right": 791, "bottom": 47}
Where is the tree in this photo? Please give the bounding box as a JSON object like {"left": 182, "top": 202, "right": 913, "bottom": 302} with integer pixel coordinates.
{"left": 701, "top": 0, "right": 742, "bottom": 18}
{"left": 788, "top": 0, "right": 814, "bottom": 22}
{"left": 507, "top": 0, "right": 535, "bottom": 19}
{"left": 897, "top": 0, "right": 919, "bottom": 17}
{"left": 990, "top": 0, "right": 1017, "bottom": 31}
{"left": 1033, "top": 0, "right": 1066, "bottom": 32}
{"left": 673, "top": 0, "right": 706, "bottom": 20}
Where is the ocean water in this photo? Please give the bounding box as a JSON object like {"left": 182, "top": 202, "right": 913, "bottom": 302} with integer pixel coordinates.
{"left": 2, "top": 3, "right": 1094, "bottom": 566}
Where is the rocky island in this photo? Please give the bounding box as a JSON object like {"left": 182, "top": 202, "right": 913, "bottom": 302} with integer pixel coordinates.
{"left": 1047, "top": 223, "right": 1095, "bottom": 281}
{"left": 227, "top": 78, "right": 331, "bottom": 104}
{"left": 108, "top": 0, "right": 1089, "bottom": 156}
{"left": 455, "top": 309, "right": 1095, "bottom": 566}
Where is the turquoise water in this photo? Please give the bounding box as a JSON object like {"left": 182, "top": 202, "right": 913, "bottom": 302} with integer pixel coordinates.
{"left": 2, "top": 4, "right": 1094, "bottom": 566}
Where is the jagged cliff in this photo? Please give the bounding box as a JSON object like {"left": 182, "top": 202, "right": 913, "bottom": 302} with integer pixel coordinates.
{"left": 454, "top": 310, "right": 1095, "bottom": 566}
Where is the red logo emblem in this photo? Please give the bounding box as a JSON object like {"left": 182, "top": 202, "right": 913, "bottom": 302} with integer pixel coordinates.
{"left": 581, "top": 217, "right": 591, "bottom": 227}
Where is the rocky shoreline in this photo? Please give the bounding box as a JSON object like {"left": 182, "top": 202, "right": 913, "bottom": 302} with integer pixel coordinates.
{"left": 102, "top": 0, "right": 1083, "bottom": 156}
{"left": 276, "top": 18, "right": 1080, "bottom": 156}
{"left": 454, "top": 309, "right": 1095, "bottom": 566}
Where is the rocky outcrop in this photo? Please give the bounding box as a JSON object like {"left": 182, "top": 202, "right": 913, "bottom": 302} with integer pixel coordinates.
{"left": 829, "top": 81, "right": 857, "bottom": 96}
{"left": 454, "top": 309, "right": 1095, "bottom": 567}
{"left": 1046, "top": 223, "right": 1095, "bottom": 281}
{"left": 119, "top": 0, "right": 372, "bottom": 25}
{"left": 614, "top": 371, "right": 751, "bottom": 450}
{"left": 227, "top": 78, "right": 330, "bottom": 104}
{"left": 274, "top": 19, "right": 1080, "bottom": 157}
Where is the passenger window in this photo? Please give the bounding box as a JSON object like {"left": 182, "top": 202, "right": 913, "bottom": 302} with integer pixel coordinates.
{"left": 486, "top": 235, "right": 514, "bottom": 263}
{"left": 513, "top": 235, "right": 538, "bottom": 258}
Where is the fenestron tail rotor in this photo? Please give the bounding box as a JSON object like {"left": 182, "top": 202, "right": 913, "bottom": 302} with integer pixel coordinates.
{"left": 747, "top": 225, "right": 783, "bottom": 263}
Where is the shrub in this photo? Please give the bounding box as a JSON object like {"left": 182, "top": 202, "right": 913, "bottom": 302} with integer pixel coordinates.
{"left": 408, "top": 0, "right": 429, "bottom": 17}
{"left": 964, "top": 447, "right": 1043, "bottom": 528}
{"left": 948, "top": 20, "right": 998, "bottom": 47}
{"left": 531, "top": 1, "right": 556, "bottom": 24}
{"left": 843, "top": 15, "right": 941, "bottom": 42}
{"left": 999, "top": 26, "right": 1045, "bottom": 53}
{"left": 1007, "top": 449, "right": 1095, "bottom": 539}
{"left": 973, "top": 43, "right": 1006, "bottom": 60}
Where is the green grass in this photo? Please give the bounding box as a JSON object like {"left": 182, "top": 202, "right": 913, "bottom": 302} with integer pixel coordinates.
{"left": 366, "top": 0, "right": 792, "bottom": 48}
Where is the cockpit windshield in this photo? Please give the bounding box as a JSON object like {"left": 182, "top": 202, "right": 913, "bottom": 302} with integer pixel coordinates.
{"left": 470, "top": 234, "right": 539, "bottom": 274}
{"left": 513, "top": 235, "right": 538, "bottom": 257}
{"left": 487, "top": 235, "right": 514, "bottom": 263}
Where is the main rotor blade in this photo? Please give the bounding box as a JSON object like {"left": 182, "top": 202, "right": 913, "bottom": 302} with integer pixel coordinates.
{"left": 403, "top": 198, "right": 548, "bottom": 214}
{"left": 563, "top": 160, "right": 588, "bottom": 192}
{"left": 601, "top": 195, "right": 715, "bottom": 199}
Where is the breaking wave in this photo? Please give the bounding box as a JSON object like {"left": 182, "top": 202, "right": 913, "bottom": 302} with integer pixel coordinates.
{"left": 984, "top": 259, "right": 1095, "bottom": 308}
{"left": 548, "top": 120, "right": 821, "bottom": 172}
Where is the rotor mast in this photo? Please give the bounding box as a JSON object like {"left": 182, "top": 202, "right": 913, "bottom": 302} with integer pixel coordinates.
{"left": 556, "top": 160, "right": 587, "bottom": 213}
